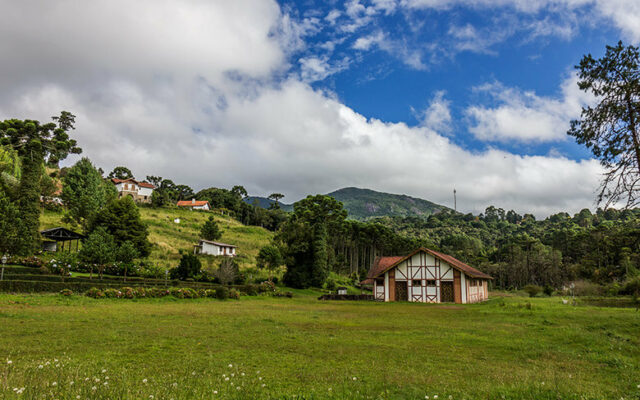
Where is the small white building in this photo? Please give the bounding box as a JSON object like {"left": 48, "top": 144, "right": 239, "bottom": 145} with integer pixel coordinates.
{"left": 177, "top": 199, "right": 210, "bottom": 210}
{"left": 193, "top": 239, "right": 237, "bottom": 256}
{"left": 111, "top": 178, "right": 155, "bottom": 203}
{"left": 365, "top": 247, "right": 492, "bottom": 304}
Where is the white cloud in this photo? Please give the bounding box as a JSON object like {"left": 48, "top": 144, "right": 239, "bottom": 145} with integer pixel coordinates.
{"left": 420, "top": 91, "right": 452, "bottom": 132}
{"left": 298, "top": 56, "right": 350, "bottom": 82}
{"left": 353, "top": 31, "right": 387, "bottom": 50}
{"left": 0, "top": 0, "right": 605, "bottom": 217}
{"left": 465, "top": 74, "right": 594, "bottom": 142}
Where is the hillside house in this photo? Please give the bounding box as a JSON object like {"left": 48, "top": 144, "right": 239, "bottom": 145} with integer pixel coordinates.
{"left": 177, "top": 199, "right": 210, "bottom": 210}
{"left": 112, "top": 178, "right": 155, "bottom": 203}
{"left": 193, "top": 239, "right": 236, "bottom": 256}
{"left": 365, "top": 248, "right": 492, "bottom": 303}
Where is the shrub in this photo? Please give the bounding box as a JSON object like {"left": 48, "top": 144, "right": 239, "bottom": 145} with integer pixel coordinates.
{"left": 273, "top": 291, "right": 293, "bottom": 298}
{"left": 59, "top": 289, "right": 73, "bottom": 296}
{"left": 325, "top": 278, "right": 337, "bottom": 291}
{"left": 121, "top": 287, "right": 136, "bottom": 299}
{"left": 543, "top": 285, "right": 554, "bottom": 296}
{"left": 86, "top": 287, "right": 105, "bottom": 298}
{"left": 169, "top": 287, "right": 185, "bottom": 299}
{"left": 205, "top": 289, "right": 217, "bottom": 298}
{"left": 103, "top": 288, "right": 122, "bottom": 298}
{"left": 622, "top": 277, "right": 640, "bottom": 296}
{"left": 523, "top": 285, "right": 542, "bottom": 297}
{"left": 243, "top": 285, "right": 259, "bottom": 296}
{"left": 259, "top": 281, "right": 276, "bottom": 293}
{"left": 215, "top": 286, "right": 229, "bottom": 300}
{"left": 171, "top": 253, "right": 202, "bottom": 281}
{"left": 228, "top": 288, "right": 240, "bottom": 300}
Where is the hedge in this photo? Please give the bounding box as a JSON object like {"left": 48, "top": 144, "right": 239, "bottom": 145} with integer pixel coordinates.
{"left": 0, "top": 280, "right": 264, "bottom": 295}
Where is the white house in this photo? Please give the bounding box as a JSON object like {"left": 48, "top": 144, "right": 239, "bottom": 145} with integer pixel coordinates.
{"left": 364, "top": 247, "right": 492, "bottom": 304}
{"left": 193, "top": 239, "right": 237, "bottom": 256}
{"left": 111, "top": 178, "right": 155, "bottom": 203}
{"left": 177, "top": 199, "right": 210, "bottom": 210}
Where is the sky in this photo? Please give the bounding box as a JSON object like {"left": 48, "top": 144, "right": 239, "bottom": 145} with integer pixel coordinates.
{"left": 0, "top": 0, "right": 639, "bottom": 217}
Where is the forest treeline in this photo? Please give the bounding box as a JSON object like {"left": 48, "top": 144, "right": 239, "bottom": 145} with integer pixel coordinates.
{"left": 370, "top": 206, "right": 640, "bottom": 289}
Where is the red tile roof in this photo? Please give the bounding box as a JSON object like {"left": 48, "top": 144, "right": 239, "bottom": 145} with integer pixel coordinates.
{"left": 177, "top": 200, "right": 210, "bottom": 207}
{"left": 367, "top": 248, "right": 492, "bottom": 280}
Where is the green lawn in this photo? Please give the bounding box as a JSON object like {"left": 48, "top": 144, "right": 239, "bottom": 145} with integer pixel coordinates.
{"left": 0, "top": 293, "right": 639, "bottom": 399}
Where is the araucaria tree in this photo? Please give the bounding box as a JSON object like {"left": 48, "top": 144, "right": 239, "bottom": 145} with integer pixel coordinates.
{"left": 200, "top": 216, "right": 222, "bottom": 241}
{"left": 108, "top": 166, "right": 133, "bottom": 180}
{"left": 569, "top": 41, "right": 640, "bottom": 208}
{"left": 62, "top": 157, "right": 117, "bottom": 231}
{"left": 0, "top": 114, "right": 81, "bottom": 255}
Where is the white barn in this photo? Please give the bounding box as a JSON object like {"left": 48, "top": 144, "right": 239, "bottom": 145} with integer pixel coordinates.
{"left": 365, "top": 248, "right": 492, "bottom": 304}
{"left": 193, "top": 239, "right": 237, "bottom": 257}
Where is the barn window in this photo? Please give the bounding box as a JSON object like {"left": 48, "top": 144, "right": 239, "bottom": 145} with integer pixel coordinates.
{"left": 376, "top": 279, "right": 384, "bottom": 286}
{"left": 412, "top": 279, "right": 422, "bottom": 286}
{"left": 426, "top": 280, "right": 436, "bottom": 286}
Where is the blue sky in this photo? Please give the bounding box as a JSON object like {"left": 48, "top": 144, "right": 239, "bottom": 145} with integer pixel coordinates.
{"left": 1, "top": 0, "right": 639, "bottom": 216}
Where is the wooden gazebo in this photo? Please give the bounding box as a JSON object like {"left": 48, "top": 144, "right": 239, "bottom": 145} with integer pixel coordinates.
{"left": 40, "top": 227, "right": 86, "bottom": 252}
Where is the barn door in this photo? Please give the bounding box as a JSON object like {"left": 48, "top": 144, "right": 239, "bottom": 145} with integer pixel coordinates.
{"left": 440, "top": 281, "right": 454, "bottom": 302}
{"left": 395, "top": 281, "right": 408, "bottom": 301}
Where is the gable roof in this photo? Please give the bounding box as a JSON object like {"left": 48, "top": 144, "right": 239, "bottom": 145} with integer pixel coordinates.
{"left": 40, "top": 227, "right": 86, "bottom": 241}
{"left": 177, "top": 200, "right": 210, "bottom": 207}
{"left": 111, "top": 178, "right": 156, "bottom": 189}
{"left": 199, "top": 239, "right": 236, "bottom": 248}
{"left": 367, "top": 248, "right": 492, "bottom": 280}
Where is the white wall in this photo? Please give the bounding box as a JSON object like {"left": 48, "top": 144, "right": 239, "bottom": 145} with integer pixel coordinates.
{"left": 138, "top": 187, "right": 153, "bottom": 197}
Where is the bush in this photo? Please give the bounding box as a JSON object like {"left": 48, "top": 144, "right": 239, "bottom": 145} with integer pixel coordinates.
{"left": 171, "top": 253, "right": 202, "bottom": 281}
{"left": 205, "top": 289, "right": 217, "bottom": 298}
{"left": 259, "top": 281, "right": 276, "bottom": 293}
{"left": 59, "top": 289, "right": 73, "bottom": 296}
{"left": 523, "top": 285, "right": 542, "bottom": 297}
{"left": 621, "top": 277, "right": 640, "bottom": 296}
{"left": 86, "top": 287, "right": 105, "bottom": 298}
{"left": 325, "top": 278, "right": 337, "bottom": 291}
{"left": 215, "top": 286, "right": 229, "bottom": 300}
{"left": 242, "top": 285, "right": 259, "bottom": 296}
{"left": 543, "top": 285, "right": 554, "bottom": 296}
{"left": 228, "top": 288, "right": 240, "bottom": 300}
{"left": 103, "top": 288, "right": 122, "bottom": 298}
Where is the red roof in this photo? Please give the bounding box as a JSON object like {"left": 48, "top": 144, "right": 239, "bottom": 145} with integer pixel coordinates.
{"left": 367, "top": 248, "right": 492, "bottom": 280}
{"left": 111, "top": 178, "right": 156, "bottom": 189}
{"left": 177, "top": 200, "right": 210, "bottom": 207}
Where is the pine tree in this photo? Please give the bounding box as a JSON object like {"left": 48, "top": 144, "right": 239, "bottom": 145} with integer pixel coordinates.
{"left": 15, "top": 139, "right": 43, "bottom": 255}
{"left": 200, "top": 216, "right": 222, "bottom": 241}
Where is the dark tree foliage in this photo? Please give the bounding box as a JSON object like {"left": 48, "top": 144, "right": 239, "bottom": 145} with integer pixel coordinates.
{"left": 108, "top": 166, "right": 134, "bottom": 180}
{"left": 231, "top": 185, "right": 248, "bottom": 198}
{"left": 15, "top": 139, "right": 43, "bottom": 255}
{"left": 148, "top": 177, "right": 194, "bottom": 207}
{"left": 89, "top": 196, "right": 151, "bottom": 257}
{"left": 0, "top": 187, "right": 20, "bottom": 254}
{"left": 171, "top": 253, "right": 202, "bottom": 280}
{"left": 200, "top": 216, "right": 222, "bottom": 241}
{"left": 62, "top": 157, "right": 117, "bottom": 231}
{"left": 569, "top": 41, "right": 640, "bottom": 208}
{"left": 268, "top": 193, "right": 284, "bottom": 209}
{"left": 0, "top": 113, "right": 82, "bottom": 166}
{"left": 256, "top": 244, "right": 283, "bottom": 282}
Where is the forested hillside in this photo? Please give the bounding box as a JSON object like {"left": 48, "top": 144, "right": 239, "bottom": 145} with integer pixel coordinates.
{"left": 372, "top": 206, "right": 640, "bottom": 290}
{"left": 326, "top": 187, "right": 449, "bottom": 220}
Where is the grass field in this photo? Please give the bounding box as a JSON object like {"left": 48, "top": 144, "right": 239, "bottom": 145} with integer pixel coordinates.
{"left": 1, "top": 293, "right": 639, "bottom": 399}
{"left": 40, "top": 207, "right": 274, "bottom": 269}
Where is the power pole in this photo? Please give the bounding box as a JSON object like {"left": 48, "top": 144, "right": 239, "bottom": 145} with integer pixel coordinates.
{"left": 453, "top": 188, "right": 457, "bottom": 212}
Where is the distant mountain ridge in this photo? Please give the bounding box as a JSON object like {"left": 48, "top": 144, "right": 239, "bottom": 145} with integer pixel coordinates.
{"left": 327, "top": 187, "right": 449, "bottom": 220}
{"left": 245, "top": 187, "right": 449, "bottom": 220}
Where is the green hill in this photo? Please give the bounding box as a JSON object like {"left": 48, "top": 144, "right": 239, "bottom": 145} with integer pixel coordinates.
{"left": 40, "top": 207, "right": 274, "bottom": 269}
{"left": 327, "top": 187, "right": 450, "bottom": 220}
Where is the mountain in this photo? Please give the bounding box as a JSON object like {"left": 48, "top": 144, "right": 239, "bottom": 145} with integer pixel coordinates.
{"left": 243, "top": 196, "right": 294, "bottom": 212}
{"left": 326, "top": 187, "right": 450, "bottom": 220}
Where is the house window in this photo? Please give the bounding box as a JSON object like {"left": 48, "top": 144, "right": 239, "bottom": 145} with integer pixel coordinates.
{"left": 376, "top": 278, "right": 384, "bottom": 286}
{"left": 412, "top": 279, "right": 422, "bottom": 286}
{"left": 426, "top": 280, "right": 436, "bottom": 286}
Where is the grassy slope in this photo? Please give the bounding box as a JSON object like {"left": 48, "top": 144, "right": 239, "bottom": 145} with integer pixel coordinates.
{"left": 40, "top": 207, "right": 273, "bottom": 269}
{"left": 0, "top": 294, "right": 638, "bottom": 399}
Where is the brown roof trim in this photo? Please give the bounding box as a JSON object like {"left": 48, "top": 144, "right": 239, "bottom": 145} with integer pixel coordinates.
{"left": 369, "top": 247, "right": 492, "bottom": 280}
{"left": 199, "top": 239, "right": 237, "bottom": 248}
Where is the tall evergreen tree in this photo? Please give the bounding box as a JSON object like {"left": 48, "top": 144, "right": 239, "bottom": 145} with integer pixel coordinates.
{"left": 200, "top": 216, "right": 222, "bottom": 241}
{"left": 62, "top": 157, "right": 116, "bottom": 231}
{"left": 15, "top": 139, "right": 43, "bottom": 255}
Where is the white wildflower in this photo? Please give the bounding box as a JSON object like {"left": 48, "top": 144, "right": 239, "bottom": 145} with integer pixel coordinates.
{"left": 104, "top": 381, "right": 108, "bottom": 386}
{"left": 7, "top": 360, "right": 12, "bottom": 365}
{"left": 101, "top": 369, "right": 107, "bottom": 373}
{"left": 231, "top": 373, "right": 235, "bottom": 377}
{"left": 105, "top": 376, "right": 109, "bottom": 380}
{"left": 425, "top": 396, "right": 429, "bottom": 399}
{"left": 328, "top": 388, "right": 332, "bottom": 391}
{"left": 172, "top": 382, "right": 178, "bottom": 388}
{"left": 143, "top": 379, "right": 148, "bottom": 384}
{"left": 352, "top": 376, "right": 357, "bottom": 381}
{"left": 52, "top": 382, "right": 57, "bottom": 386}
{"left": 192, "top": 371, "right": 196, "bottom": 376}
{"left": 76, "top": 396, "right": 80, "bottom": 399}
{"left": 149, "top": 396, "right": 154, "bottom": 399}
{"left": 237, "top": 386, "right": 241, "bottom": 390}
{"left": 434, "top": 396, "right": 438, "bottom": 399}
{"left": 54, "top": 359, "right": 58, "bottom": 362}
{"left": 261, "top": 383, "right": 266, "bottom": 388}
{"left": 259, "top": 377, "right": 262, "bottom": 381}
{"left": 13, "top": 388, "right": 18, "bottom": 392}
{"left": 84, "top": 377, "right": 89, "bottom": 381}
{"left": 17, "top": 388, "right": 24, "bottom": 394}
{"left": 225, "top": 377, "right": 229, "bottom": 381}
{"left": 241, "top": 372, "right": 245, "bottom": 376}
{"left": 38, "top": 365, "right": 44, "bottom": 369}
{"left": 228, "top": 364, "right": 233, "bottom": 368}
{"left": 91, "top": 386, "right": 97, "bottom": 391}
{"left": 230, "top": 382, "right": 234, "bottom": 386}
{"left": 70, "top": 381, "right": 74, "bottom": 386}
{"left": 213, "top": 390, "right": 218, "bottom": 395}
